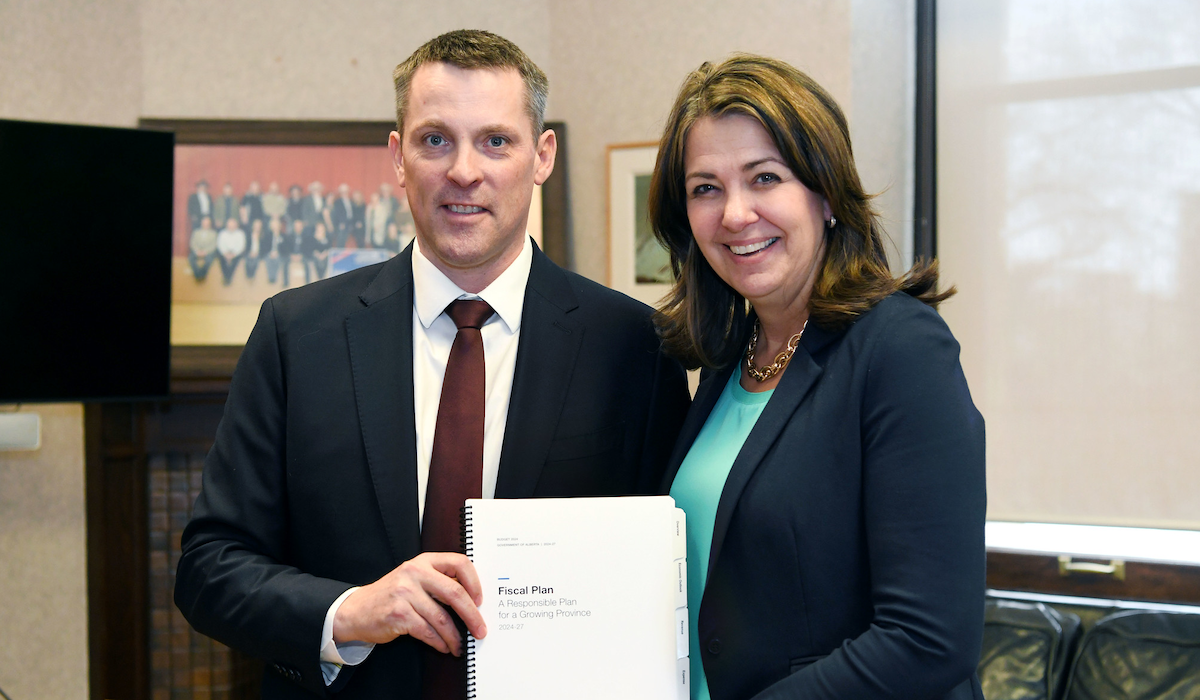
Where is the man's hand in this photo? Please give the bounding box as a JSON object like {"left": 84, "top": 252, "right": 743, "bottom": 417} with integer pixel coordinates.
{"left": 332, "top": 552, "right": 486, "bottom": 656}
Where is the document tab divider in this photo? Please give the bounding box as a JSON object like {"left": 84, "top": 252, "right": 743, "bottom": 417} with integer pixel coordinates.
{"left": 677, "top": 656, "right": 691, "bottom": 700}
{"left": 673, "top": 508, "right": 687, "bottom": 561}
{"left": 675, "top": 606, "right": 689, "bottom": 659}
{"left": 674, "top": 559, "right": 687, "bottom": 610}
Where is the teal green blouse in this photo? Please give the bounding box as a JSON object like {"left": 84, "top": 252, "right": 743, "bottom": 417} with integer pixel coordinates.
{"left": 669, "top": 371, "right": 773, "bottom": 700}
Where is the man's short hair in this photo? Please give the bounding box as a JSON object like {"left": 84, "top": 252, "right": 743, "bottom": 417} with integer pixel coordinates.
{"left": 392, "top": 29, "right": 549, "bottom": 139}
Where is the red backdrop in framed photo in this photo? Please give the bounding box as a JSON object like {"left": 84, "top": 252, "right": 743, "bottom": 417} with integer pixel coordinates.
{"left": 173, "top": 144, "right": 397, "bottom": 258}
{"left": 171, "top": 142, "right": 408, "bottom": 344}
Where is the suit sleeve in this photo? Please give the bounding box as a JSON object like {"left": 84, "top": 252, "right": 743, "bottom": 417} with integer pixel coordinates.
{"left": 758, "top": 306, "right": 987, "bottom": 699}
{"left": 175, "top": 299, "right": 353, "bottom": 697}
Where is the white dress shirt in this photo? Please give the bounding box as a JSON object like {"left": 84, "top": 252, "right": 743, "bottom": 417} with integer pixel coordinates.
{"left": 319, "top": 236, "right": 534, "bottom": 683}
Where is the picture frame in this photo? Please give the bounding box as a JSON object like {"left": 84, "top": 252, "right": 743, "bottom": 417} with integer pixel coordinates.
{"left": 606, "top": 142, "right": 672, "bottom": 308}
{"left": 142, "top": 118, "right": 571, "bottom": 348}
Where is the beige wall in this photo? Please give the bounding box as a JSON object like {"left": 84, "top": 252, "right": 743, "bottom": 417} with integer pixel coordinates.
{"left": 139, "top": 1, "right": 553, "bottom": 121}
{"left": 0, "top": 0, "right": 142, "bottom": 127}
{"left": 0, "top": 405, "right": 89, "bottom": 700}
{"left": 851, "top": 0, "right": 917, "bottom": 274}
{"left": 0, "top": 3, "right": 907, "bottom": 698}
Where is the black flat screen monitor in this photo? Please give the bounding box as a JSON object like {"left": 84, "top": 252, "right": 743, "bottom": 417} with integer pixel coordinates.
{"left": 0, "top": 118, "right": 173, "bottom": 402}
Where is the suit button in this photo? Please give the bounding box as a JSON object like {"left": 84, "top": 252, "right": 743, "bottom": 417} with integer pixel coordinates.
{"left": 707, "top": 638, "right": 721, "bottom": 655}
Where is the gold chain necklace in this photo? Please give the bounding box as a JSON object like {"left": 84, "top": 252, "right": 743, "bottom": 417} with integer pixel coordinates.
{"left": 745, "top": 318, "right": 808, "bottom": 382}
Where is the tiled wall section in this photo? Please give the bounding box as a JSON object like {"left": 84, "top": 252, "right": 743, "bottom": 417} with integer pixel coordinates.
{"left": 149, "top": 452, "right": 256, "bottom": 699}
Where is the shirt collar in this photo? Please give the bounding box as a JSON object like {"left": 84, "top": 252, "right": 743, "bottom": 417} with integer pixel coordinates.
{"left": 412, "top": 235, "right": 532, "bottom": 334}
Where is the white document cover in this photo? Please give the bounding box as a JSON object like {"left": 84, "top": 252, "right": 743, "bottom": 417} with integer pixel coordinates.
{"left": 464, "top": 496, "right": 687, "bottom": 699}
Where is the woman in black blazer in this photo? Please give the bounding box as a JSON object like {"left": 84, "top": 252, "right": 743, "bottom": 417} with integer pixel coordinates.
{"left": 649, "top": 55, "right": 986, "bottom": 700}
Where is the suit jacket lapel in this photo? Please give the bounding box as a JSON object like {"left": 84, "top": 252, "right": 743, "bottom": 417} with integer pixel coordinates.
{"left": 495, "top": 247, "right": 583, "bottom": 498}
{"left": 705, "top": 348, "right": 822, "bottom": 578}
{"left": 668, "top": 322, "right": 842, "bottom": 580}
{"left": 345, "top": 247, "right": 420, "bottom": 564}
{"left": 659, "top": 363, "right": 734, "bottom": 492}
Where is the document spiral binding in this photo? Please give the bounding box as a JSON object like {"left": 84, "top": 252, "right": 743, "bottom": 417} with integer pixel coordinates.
{"left": 462, "top": 504, "right": 478, "bottom": 699}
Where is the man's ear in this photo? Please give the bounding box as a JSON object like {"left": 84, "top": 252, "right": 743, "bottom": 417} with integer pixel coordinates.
{"left": 388, "top": 131, "right": 406, "bottom": 188}
{"left": 532, "top": 129, "right": 558, "bottom": 186}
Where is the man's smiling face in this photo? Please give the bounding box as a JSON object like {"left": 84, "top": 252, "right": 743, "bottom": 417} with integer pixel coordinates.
{"left": 389, "top": 62, "right": 556, "bottom": 292}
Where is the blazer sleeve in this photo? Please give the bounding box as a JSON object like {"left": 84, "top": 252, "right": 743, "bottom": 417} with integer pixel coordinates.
{"left": 759, "top": 305, "right": 986, "bottom": 699}
{"left": 175, "top": 299, "right": 353, "bottom": 697}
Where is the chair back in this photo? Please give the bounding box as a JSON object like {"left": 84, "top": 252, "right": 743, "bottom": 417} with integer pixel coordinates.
{"left": 979, "top": 599, "right": 1083, "bottom": 700}
{"left": 1064, "top": 609, "right": 1200, "bottom": 700}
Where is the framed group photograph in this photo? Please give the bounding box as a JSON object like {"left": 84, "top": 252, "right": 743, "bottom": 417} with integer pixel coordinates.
{"left": 606, "top": 142, "right": 672, "bottom": 308}
{"left": 144, "top": 119, "right": 567, "bottom": 346}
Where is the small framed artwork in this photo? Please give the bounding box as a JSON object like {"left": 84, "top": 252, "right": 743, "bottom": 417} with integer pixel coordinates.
{"left": 144, "top": 119, "right": 566, "bottom": 347}
{"left": 606, "top": 142, "right": 673, "bottom": 308}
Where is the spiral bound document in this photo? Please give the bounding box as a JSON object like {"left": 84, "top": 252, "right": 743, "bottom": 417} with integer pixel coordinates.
{"left": 463, "top": 496, "right": 688, "bottom": 700}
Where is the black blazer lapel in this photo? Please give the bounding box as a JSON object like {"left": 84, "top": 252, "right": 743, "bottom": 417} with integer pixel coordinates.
{"left": 495, "top": 247, "right": 583, "bottom": 498}
{"left": 697, "top": 322, "right": 841, "bottom": 579}
{"left": 345, "top": 247, "right": 421, "bottom": 564}
{"left": 659, "top": 363, "right": 735, "bottom": 492}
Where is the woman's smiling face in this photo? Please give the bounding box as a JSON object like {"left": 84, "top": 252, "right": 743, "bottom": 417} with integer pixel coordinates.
{"left": 684, "top": 113, "right": 830, "bottom": 316}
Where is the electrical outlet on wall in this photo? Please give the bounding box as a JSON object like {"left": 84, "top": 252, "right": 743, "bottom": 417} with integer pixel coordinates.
{"left": 0, "top": 412, "right": 41, "bottom": 451}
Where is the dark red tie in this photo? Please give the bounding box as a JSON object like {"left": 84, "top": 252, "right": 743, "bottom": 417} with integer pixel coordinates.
{"left": 422, "top": 298, "right": 492, "bottom": 700}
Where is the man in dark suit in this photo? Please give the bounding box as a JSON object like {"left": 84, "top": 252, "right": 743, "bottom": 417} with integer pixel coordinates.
{"left": 350, "top": 189, "right": 367, "bottom": 248}
{"left": 329, "top": 183, "right": 355, "bottom": 248}
{"left": 175, "top": 29, "right": 689, "bottom": 699}
{"left": 279, "top": 217, "right": 308, "bottom": 288}
{"left": 186, "top": 179, "right": 212, "bottom": 231}
{"left": 285, "top": 184, "right": 305, "bottom": 226}
{"left": 242, "top": 180, "right": 265, "bottom": 227}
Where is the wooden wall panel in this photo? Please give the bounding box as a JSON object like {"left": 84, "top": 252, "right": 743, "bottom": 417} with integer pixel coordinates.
{"left": 88, "top": 346, "right": 260, "bottom": 700}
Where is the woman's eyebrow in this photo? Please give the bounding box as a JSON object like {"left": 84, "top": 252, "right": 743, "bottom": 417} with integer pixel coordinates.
{"left": 686, "top": 157, "right": 785, "bottom": 181}
{"left": 743, "top": 157, "right": 784, "bottom": 171}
